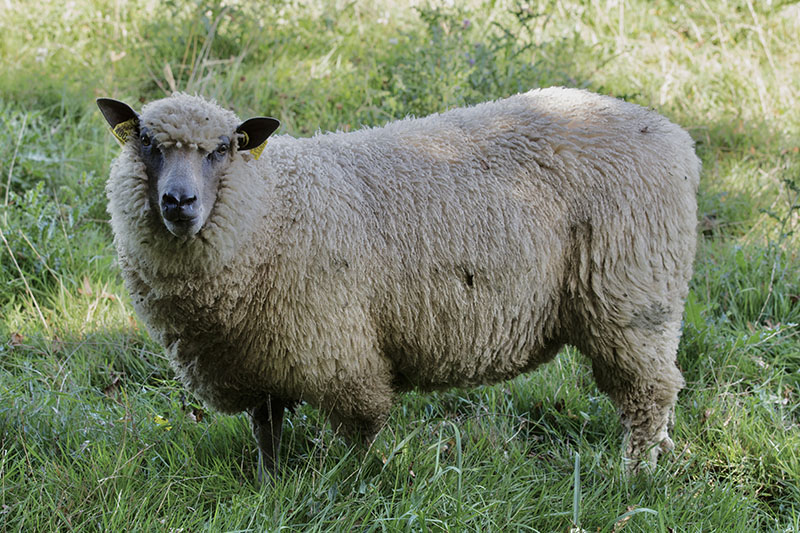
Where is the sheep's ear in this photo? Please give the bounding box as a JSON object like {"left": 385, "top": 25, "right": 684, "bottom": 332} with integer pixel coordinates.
{"left": 236, "top": 117, "right": 280, "bottom": 160}
{"left": 96, "top": 98, "right": 139, "bottom": 146}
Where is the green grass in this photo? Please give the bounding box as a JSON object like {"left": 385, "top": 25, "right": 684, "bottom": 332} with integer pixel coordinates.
{"left": 1, "top": 0, "right": 799, "bottom": 530}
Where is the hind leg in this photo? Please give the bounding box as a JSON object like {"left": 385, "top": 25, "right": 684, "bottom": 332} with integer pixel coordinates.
{"left": 585, "top": 322, "right": 685, "bottom": 472}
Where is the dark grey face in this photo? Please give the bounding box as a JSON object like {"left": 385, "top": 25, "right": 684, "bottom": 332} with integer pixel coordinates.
{"left": 139, "top": 128, "right": 232, "bottom": 238}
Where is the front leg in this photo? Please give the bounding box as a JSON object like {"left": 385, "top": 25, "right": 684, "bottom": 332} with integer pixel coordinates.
{"left": 249, "top": 396, "right": 289, "bottom": 484}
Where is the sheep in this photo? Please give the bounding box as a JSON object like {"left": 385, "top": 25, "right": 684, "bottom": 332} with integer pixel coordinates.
{"left": 97, "top": 88, "right": 699, "bottom": 481}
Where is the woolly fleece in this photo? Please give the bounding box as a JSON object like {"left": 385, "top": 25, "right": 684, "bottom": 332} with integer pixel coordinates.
{"left": 105, "top": 87, "right": 700, "bottom": 468}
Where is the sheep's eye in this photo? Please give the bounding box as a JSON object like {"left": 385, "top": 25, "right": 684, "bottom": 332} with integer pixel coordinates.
{"left": 208, "top": 144, "right": 228, "bottom": 161}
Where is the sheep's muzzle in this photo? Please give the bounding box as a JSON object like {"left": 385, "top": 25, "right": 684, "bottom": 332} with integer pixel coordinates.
{"left": 161, "top": 189, "right": 198, "bottom": 224}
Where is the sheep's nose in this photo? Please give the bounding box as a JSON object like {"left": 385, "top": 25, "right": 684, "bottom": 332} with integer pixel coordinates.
{"left": 161, "top": 191, "right": 197, "bottom": 222}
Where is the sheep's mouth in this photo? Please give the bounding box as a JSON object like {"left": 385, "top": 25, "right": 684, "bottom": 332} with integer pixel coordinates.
{"left": 163, "top": 217, "right": 202, "bottom": 238}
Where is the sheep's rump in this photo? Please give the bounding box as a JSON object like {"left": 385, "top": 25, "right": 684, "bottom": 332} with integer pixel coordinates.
{"left": 262, "top": 87, "right": 699, "bottom": 393}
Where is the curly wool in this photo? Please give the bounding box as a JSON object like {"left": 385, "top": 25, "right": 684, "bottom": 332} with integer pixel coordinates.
{"left": 140, "top": 93, "right": 241, "bottom": 151}
{"left": 106, "top": 87, "right": 700, "bottom": 466}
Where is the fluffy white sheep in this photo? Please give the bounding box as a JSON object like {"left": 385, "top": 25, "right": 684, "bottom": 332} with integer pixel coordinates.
{"left": 97, "top": 88, "right": 699, "bottom": 480}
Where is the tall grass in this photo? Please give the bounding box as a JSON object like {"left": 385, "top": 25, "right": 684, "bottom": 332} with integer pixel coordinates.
{"left": 1, "top": 0, "right": 799, "bottom": 530}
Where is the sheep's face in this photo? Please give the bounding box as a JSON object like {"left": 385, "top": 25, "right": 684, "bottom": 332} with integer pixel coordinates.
{"left": 138, "top": 128, "right": 232, "bottom": 238}
{"left": 97, "top": 95, "right": 280, "bottom": 239}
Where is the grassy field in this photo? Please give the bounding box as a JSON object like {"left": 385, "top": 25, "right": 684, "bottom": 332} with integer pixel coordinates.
{"left": 1, "top": 0, "right": 799, "bottom": 530}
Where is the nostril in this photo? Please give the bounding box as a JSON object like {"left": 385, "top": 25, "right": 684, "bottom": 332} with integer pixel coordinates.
{"left": 180, "top": 195, "right": 197, "bottom": 207}
{"left": 162, "top": 193, "right": 179, "bottom": 208}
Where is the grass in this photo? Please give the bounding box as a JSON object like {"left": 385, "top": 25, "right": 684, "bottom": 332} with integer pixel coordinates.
{"left": 1, "top": 0, "right": 799, "bottom": 530}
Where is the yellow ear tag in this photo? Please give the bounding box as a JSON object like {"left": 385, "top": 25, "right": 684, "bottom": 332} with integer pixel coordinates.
{"left": 111, "top": 118, "right": 137, "bottom": 146}
{"left": 250, "top": 139, "right": 268, "bottom": 161}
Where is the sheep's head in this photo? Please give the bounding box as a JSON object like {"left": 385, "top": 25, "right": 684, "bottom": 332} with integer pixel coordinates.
{"left": 97, "top": 94, "right": 279, "bottom": 238}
